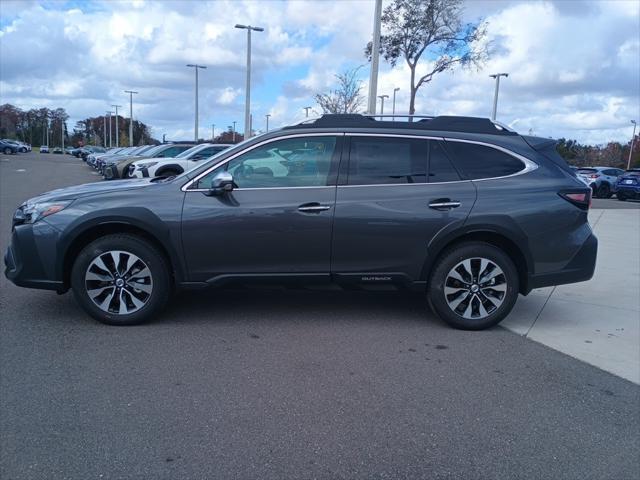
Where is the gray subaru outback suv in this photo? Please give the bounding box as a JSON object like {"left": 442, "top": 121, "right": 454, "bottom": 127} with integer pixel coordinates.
{"left": 5, "top": 114, "right": 597, "bottom": 330}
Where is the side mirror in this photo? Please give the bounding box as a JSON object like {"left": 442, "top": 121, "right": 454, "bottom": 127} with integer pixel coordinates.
{"left": 206, "top": 171, "right": 235, "bottom": 196}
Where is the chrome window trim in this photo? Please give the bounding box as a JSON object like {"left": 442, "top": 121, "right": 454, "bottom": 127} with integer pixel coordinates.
{"left": 181, "top": 132, "right": 344, "bottom": 192}
{"left": 182, "top": 131, "right": 538, "bottom": 192}
{"left": 442, "top": 137, "right": 538, "bottom": 181}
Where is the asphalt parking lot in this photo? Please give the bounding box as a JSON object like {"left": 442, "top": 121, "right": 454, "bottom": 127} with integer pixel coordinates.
{"left": 1, "top": 153, "right": 639, "bottom": 480}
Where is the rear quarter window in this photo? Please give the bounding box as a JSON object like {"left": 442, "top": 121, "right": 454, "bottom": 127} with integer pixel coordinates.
{"left": 444, "top": 141, "right": 525, "bottom": 180}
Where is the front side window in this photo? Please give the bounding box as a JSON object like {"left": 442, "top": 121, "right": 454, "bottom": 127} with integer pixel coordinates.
{"left": 444, "top": 141, "right": 525, "bottom": 180}
{"left": 196, "top": 136, "right": 337, "bottom": 189}
{"left": 347, "top": 137, "right": 427, "bottom": 185}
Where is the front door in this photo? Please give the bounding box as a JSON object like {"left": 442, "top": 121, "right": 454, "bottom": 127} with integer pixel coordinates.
{"left": 181, "top": 134, "right": 343, "bottom": 283}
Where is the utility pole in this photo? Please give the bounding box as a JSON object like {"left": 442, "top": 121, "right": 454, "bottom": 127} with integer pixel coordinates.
{"left": 265, "top": 114, "right": 270, "bottom": 132}
{"left": 186, "top": 64, "right": 207, "bottom": 142}
{"left": 125, "top": 90, "right": 138, "bottom": 146}
{"left": 111, "top": 105, "right": 122, "bottom": 147}
{"left": 378, "top": 94, "right": 389, "bottom": 119}
{"left": 629, "top": 120, "right": 637, "bottom": 170}
{"left": 235, "top": 24, "right": 264, "bottom": 139}
{"left": 304, "top": 106, "right": 312, "bottom": 118}
{"left": 232, "top": 121, "right": 237, "bottom": 143}
{"left": 489, "top": 73, "right": 509, "bottom": 121}
{"left": 367, "top": 0, "right": 383, "bottom": 114}
{"left": 392, "top": 87, "right": 400, "bottom": 115}
{"left": 106, "top": 111, "right": 113, "bottom": 147}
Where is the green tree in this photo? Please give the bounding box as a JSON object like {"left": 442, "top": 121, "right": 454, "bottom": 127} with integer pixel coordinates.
{"left": 365, "top": 0, "right": 488, "bottom": 115}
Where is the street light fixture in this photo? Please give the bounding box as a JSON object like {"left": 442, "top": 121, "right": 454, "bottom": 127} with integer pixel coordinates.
{"left": 124, "top": 90, "right": 138, "bottom": 146}
{"left": 378, "top": 94, "right": 389, "bottom": 119}
{"left": 392, "top": 87, "right": 400, "bottom": 115}
{"left": 111, "top": 105, "right": 122, "bottom": 147}
{"left": 235, "top": 24, "right": 264, "bottom": 140}
{"left": 629, "top": 120, "right": 637, "bottom": 170}
{"left": 489, "top": 73, "right": 509, "bottom": 121}
{"left": 303, "top": 106, "right": 312, "bottom": 118}
{"left": 186, "top": 64, "right": 207, "bottom": 142}
{"left": 265, "top": 114, "right": 271, "bottom": 132}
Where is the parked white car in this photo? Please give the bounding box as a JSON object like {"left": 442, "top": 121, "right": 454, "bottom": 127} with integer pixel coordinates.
{"left": 39, "top": 145, "right": 49, "bottom": 153}
{"left": 127, "top": 143, "right": 230, "bottom": 178}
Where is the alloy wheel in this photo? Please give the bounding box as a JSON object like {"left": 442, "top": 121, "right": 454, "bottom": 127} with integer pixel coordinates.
{"left": 85, "top": 250, "right": 153, "bottom": 315}
{"left": 444, "top": 257, "right": 507, "bottom": 320}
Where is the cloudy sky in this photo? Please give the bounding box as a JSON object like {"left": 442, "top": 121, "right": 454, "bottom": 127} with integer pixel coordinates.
{"left": 0, "top": 0, "right": 638, "bottom": 144}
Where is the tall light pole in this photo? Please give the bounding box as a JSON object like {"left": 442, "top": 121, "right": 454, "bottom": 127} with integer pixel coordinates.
{"left": 367, "top": 0, "right": 383, "bottom": 114}
{"left": 103, "top": 115, "right": 107, "bottom": 147}
{"left": 111, "top": 105, "right": 122, "bottom": 147}
{"left": 125, "top": 90, "right": 138, "bottom": 146}
{"left": 60, "top": 118, "right": 64, "bottom": 151}
{"left": 232, "top": 121, "right": 237, "bottom": 143}
{"left": 628, "top": 120, "right": 637, "bottom": 170}
{"left": 265, "top": 114, "right": 271, "bottom": 132}
{"left": 378, "top": 94, "right": 389, "bottom": 119}
{"left": 235, "top": 24, "right": 264, "bottom": 140}
{"left": 304, "top": 106, "right": 312, "bottom": 118}
{"left": 106, "top": 111, "right": 113, "bottom": 148}
{"left": 392, "top": 87, "right": 400, "bottom": 115}
{"left": 186, "top": 64, "right": 207, "bottom": 142}
{"left": 489, "top": 73, "right": 509, "bottom": 121}
{"left": 211, "top": 124, "right": 215, "bottom": 141}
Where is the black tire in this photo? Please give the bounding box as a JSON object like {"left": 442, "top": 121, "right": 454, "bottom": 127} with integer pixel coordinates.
{"left": 3, "top": 147, "right": 11, "bottom": 154}
{"left": 157, "top": 169, "right": 180, "bottom": 178}
{"left": 428, "top": 242, "right": 519, "bottom": 330}
{"left": 597, "top": 183, "right": 611, "bottom": 199}
{"left": 20, "top": 147, "right": 27, "bottom": 153}
{"left": 617, "top": 192, "right": 627, "bottom": 201}
{"left": 70, "top": 234, "right": 171, "bottom": 325}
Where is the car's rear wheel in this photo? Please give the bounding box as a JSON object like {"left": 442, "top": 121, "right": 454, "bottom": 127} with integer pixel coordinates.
{"left": 71, "top": 234, "right": 170, "bottom": 325}
{"left": 617, "top": 192, "right": 627, "bottom": 201}
{"left": 597, "top": 183, "right": 611, "bottom": 199}
{"left": 3, "top": 147, "right": 11, "bottom": 154}
{"left": 428, "top": 242, "right": 519, "bottom": 330}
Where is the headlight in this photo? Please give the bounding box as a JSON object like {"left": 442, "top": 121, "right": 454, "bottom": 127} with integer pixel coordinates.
{"left": 14, "top": 200, "right": 73, "bottom": 225}
{"left": 137, "top": 162, "right": 158, "bottom": 169}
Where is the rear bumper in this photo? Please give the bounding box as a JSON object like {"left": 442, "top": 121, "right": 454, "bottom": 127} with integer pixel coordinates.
{"left": 616, "top": 185, "right": 640, "bottom": 199}
{"left": 527, "top": 233, "right": 598, "bottom": 291}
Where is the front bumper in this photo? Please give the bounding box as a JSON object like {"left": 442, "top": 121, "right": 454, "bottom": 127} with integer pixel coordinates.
{"left": 527, "top": 233, "right": 598, "bottom": 291}
{"left": 4, "top": 222, "right": 66, "bottom": 292}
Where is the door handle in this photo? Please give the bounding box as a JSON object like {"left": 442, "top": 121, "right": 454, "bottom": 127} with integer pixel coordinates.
{"left": 429, "top": 199, "right": 461, "bottom": 210}
{"left": 298, "top": 202, "right": 332, "bottom": 213}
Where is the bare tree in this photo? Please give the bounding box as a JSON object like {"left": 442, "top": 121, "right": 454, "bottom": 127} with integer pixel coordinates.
{"left": 366, "top": 0, "right": 488, "bottom": 115}
{"left": 315, "top": 67, "right": 365, "bottom": 114}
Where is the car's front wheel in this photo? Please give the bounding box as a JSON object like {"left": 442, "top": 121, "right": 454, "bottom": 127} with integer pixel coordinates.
{"left": 3, "top": 147, "right": 11, "bottom": 154}
{"left": 428, "top": 242, "right": 519, "bottom": 330}
{"left": 71, "top": 234, "right": 171, "bottom": 325}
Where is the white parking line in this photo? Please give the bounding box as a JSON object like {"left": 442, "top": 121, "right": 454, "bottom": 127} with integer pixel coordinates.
{"left": 16, "top": 169, "right": 26, "bottom": 172}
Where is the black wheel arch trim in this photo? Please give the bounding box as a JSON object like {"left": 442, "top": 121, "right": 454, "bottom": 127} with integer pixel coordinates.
{"left": 420, "top": 217, "right": 533, "bottom": 294}
{"left": 156, "top": 164, "right": 184, "bottom": 176}
{"left": 56, "top": 207, "right": 187, "bottom": 288}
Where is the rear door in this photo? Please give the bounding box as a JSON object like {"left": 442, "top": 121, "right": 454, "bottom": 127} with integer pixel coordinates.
{"left": 331, "top": 134, "right": 476, "bottom": 284}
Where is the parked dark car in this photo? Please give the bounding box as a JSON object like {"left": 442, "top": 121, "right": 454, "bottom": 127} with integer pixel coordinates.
{"left": 0, "top": 140, "right": 19, "bottom": 154}
{"left": 5, "top": 114, "right": 597, "bottom": 329}
{"left": 616, "top": 171, "right": 640, "bottom": 201}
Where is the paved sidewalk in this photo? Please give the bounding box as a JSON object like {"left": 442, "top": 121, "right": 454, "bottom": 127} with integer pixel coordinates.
{"left": 503, "top": 209, "right": 640, "bottom": 384}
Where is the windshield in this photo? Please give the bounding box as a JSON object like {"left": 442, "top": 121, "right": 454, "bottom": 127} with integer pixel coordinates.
{"left": 176, "top": 144, "right": 210, "bottom": 159}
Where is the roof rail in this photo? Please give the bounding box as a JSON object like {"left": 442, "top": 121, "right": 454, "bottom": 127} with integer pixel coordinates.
{"left": 282, "top": 114, "right": 518, "bottom": 136}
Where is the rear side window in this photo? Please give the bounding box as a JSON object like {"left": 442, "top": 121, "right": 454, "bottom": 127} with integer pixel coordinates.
{"left": 429, "top": 141, "right": 460, "bottom": 182}
{"left": 347, "top": 137, "right": 427, "bottom": 185}
{"left": 444, "top": 141, "right": 525, "bottom": 180}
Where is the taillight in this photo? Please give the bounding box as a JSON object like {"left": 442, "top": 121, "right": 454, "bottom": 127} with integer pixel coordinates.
{"left": 588, "top": 174, "right": 600, "bottom": 179}
{"left": 559, "top": 190, "right": 591, "bottom": 210}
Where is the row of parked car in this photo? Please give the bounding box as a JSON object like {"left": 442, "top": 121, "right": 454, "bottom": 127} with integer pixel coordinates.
{"left": 0, "top": 139, "right": 32, "bottom": 154}
{"left": 572, "top": 166, "right": 640, "bottom": 201}
{"left": 80, "top": 142, "right": 231, "bottom": 180}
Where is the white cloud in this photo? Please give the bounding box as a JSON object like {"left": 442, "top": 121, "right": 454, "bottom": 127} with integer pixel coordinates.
{"left": 0, "top": 0, "right": 637, "bottom": 144}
